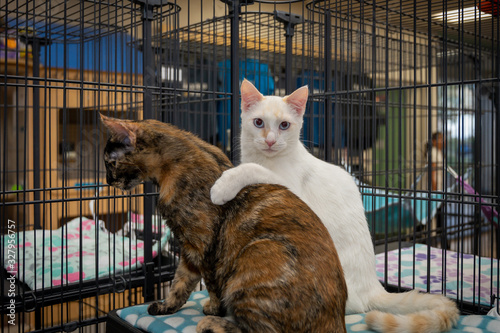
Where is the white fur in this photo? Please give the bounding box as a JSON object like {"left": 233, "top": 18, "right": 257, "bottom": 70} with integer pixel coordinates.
{"left": 211, "top": 80, "right": 459, "bottom": 332}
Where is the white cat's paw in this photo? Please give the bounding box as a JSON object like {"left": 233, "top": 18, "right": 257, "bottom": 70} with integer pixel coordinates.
{"left": 210, "top": 170, "right": 241, "bottom": 205}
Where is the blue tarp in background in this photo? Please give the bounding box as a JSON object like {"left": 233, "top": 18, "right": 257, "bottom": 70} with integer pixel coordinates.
{"left": 39, "top": 31, "right": 142, "bottom": 73}
{"left": 297, "top": 71, "right": 345, "bottom": 148}
{"left": 216, "top": 59, "right": 275, "bottom": 147}
{"left": 6, "top": 16, "right": 143, "bottom": 73}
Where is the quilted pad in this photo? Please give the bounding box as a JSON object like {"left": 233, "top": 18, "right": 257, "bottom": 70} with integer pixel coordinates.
{"left": 116, "top": 290, "right": 500, "bottom": 333}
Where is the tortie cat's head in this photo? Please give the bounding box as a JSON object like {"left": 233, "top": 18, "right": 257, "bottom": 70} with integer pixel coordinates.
{"left": 100, "top": 114, "right": 145, "bottom": 191}
{"left": 101, "top": 114, "right": 231, "bottom": 194}
{"left": 100, "top": 114, "right": 176, "bottom": 191}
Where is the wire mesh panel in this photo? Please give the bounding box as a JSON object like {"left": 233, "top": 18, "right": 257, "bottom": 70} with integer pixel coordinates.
{"left": 160, "top": 1, "right": 317, "bottom": 156}
{"left": 307, "top": 0, "right": 499, "bottom": 315}
{"left": 0, "top": 1, "right": 180, "bottom": 331}
{"left": 0, "top": 0, "right": 319, "bottom": 330}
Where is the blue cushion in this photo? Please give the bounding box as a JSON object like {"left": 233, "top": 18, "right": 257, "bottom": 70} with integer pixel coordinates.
{"left": 116, "top": 290, "right": 500, "bottom": 333}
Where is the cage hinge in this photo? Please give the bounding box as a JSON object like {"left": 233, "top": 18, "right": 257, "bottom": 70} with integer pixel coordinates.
{"left": 132, "top": 0, "right": 170, "bottom": 20}
{"left": 220, "top": 0, "right": 255, "bottom": 15}
{"left": 274, "top": 10, "right": 304, "bottom": 38}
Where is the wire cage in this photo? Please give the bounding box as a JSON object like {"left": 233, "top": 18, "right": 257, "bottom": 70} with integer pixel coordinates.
{"left": 0, "top": 0, "right": 499, "bottom": 331}
{"left": 0, "top": 1, "right": 182, "bottom": 331}
{"left": 306, "top": 0, "right": 500, "bottom": 315}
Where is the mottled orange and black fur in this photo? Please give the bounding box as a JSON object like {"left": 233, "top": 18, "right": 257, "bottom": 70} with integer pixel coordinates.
{"left": 101, "top": 115, "right": 347, "bottom": 333}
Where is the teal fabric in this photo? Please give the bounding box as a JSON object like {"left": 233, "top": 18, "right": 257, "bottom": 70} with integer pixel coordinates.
{"left": 361, "top": 187, "right": 442, "bottom": 234}
{"left": 117, "top": 290, "right": 500, "bottom": 333}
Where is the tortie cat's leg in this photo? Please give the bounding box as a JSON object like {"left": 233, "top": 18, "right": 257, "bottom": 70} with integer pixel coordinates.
{"left": 203, "top": 290, "right": 226, "bottom": 316}
{"left": 196, "top": 316, "right": 241, "bottom": 333}
{"left": 148, "top": 255, "right": 201, "bottom": 315}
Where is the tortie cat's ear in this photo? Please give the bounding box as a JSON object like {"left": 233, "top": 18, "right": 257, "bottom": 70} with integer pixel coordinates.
{"left": 100, "top": 113, "right": 138, "bottom": 146}
{"left": 240, "top": 79, "right": 264, "bottom": 112}
{"left": 284, "top": 85, "right": 308, "bottom": 117}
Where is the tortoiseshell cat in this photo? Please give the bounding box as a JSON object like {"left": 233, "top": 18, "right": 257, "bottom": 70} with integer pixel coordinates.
{"left": 100, "top": 114, "right": 347, "bottom": 333}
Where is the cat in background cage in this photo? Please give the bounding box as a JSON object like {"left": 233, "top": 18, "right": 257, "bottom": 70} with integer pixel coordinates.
{"left": 211, "top": 79, "right": 460, "bottom": 333}
{"left": 100, "top": 114, "right": 347, "bottom": 333}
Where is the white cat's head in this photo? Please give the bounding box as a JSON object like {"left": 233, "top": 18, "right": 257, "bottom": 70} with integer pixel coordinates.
{"left": 240, "top": 79, "right": 308, "bottom": 159}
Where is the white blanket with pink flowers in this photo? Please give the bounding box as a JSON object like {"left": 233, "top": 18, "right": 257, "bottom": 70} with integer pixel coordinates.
{"left": 2, "top": 214, "right": 170, "bottom": 290}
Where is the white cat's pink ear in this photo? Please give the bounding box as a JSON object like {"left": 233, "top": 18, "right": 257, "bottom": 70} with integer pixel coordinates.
{"left": 100, "top": 114, "right": 137, "bottom": 146}
{"left": 284, "top": 86, "right": 308, "bottom": 117}
{"left": 240, "top": 79, "right": 264, "bottom": 112}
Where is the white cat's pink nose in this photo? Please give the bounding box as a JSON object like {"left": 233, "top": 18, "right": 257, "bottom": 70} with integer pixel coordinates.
{"left": 265, "top": 138, "right": 276, "bottom": 147}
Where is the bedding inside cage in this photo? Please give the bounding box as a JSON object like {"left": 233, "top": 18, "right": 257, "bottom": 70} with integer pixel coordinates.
{"left": 375, "top": 244, "right": 499, "bottom": 308}
{"left": 2, "top": 214, "right": 171, "bottom": 290}
{"left": 107, "top": 245, "right": 500, "bottom": 332}
{"left": 107, "top": 289, "right": 500, "bottom": 333}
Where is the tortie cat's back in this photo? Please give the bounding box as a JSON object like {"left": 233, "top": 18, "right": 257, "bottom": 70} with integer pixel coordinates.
{"left": 101, "top": 115, "right": 347, "bottom": 332}
{"left": 219, "top": 183, "right": 347, "bottom": 332}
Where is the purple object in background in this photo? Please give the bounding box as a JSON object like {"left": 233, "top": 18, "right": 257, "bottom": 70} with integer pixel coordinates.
{"left": 456, "top": 175, "right": 499, "bottom": 228}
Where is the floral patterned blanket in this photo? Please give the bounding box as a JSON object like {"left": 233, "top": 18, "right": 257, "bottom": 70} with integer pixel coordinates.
{"left": 2, "top": 215, "right": 170, "bottom": 290}
{"left": 375, "top": 243, "right": 499, "bottom": 307}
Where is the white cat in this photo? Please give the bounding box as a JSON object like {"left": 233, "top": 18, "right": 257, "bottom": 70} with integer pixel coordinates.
{"left": 211, "top": 79, "right": 459, "bottom": 333}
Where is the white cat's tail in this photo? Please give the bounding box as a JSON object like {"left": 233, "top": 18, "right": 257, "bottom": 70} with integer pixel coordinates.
{"left": 365, "top": 290, "right": 459, "bottom": 333}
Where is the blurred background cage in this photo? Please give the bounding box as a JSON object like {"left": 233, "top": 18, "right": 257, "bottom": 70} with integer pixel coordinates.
{"left": 0, "top": 0, "right": 499, "bottom": 331}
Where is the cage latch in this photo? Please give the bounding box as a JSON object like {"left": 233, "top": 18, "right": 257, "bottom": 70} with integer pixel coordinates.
{"left": 142, "top": 261, "right": 156, "bottom": 301}
{"left": 22, "top": 290, "right": 37, "bottom": 312}
{"left": 112, "top": 275, "right": 128, "bottom": 293}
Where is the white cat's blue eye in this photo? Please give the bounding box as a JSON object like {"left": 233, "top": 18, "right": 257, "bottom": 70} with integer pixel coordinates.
{"left": 254, "top": 118, "right": 264, "bottom": 128}
{"left": 279, "top": 121, "right": 290, "bottom": 130}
